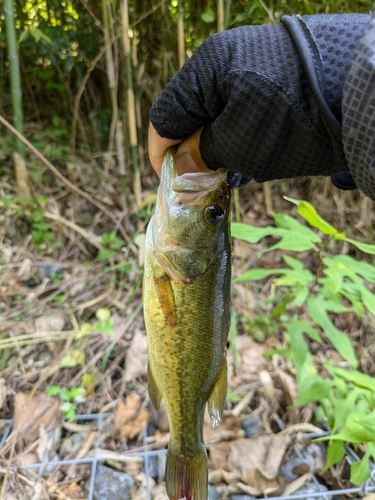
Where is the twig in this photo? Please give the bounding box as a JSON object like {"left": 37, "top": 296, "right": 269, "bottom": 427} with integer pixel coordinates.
{"left": 44, "top": 211, "right": 104, "bottom": 250}
{"left": 0, "top": 113, "right": 131, "bottom": 244}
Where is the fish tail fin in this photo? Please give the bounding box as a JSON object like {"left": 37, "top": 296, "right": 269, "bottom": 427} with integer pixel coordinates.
{"left": 166, "top": 441, "right": 207, "bottom": 500}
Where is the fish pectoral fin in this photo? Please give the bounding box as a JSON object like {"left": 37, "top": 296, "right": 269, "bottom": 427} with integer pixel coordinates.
{"left": 166, "top": 441, "right": 207, "bottom": 500}
{"left": 207, "top": 355, "right": 227, "bottom": 429}
{"left": 148, "top": 362, "right": 162, "bottom": 410}
{"left": 154, "top": 272, "right": 177, "bottom": 328}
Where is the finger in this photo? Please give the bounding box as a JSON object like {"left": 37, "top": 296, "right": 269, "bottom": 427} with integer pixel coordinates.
{"left": 174, "top": 127, "right": 212, "bottom": 175}
{"left": 148, "top": 123, "right": 183, "bottom": 177}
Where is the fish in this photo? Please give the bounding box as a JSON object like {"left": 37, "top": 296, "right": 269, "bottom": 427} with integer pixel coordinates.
{"left": 143, "top": 148, "right": 231, "bottom": 500}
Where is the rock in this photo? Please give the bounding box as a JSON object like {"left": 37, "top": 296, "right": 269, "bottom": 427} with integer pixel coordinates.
{"left": 208, "top": 485, "right": 220, "bottom": 500}
{"left": 291, "top": 481, "right": 332, "bottom": 500}
{"left": 240, "top": 416, "right": 263, "bottom": 438}
{"left": 93, "top": 464, "right": 134, "bottom": 500}
{"left": 281, "top": 443, "right": 325, "bottom": 479}
{"left": 41, "top": 261, "right": 63, "bottom": 278}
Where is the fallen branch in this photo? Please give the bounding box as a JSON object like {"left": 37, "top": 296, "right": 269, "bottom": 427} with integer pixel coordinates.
{"left": 0, "top": 113, "right": 131, "bottom": 244}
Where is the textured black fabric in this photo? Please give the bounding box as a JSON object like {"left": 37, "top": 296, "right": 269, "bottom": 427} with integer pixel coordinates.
{"left": 342, "top": 14, "right": 375, "bottom": 201}
{"left": 282, "top": 14, "right": 369, "bottom": 191}
{"left": 227, "top": 171, "right": 252, "bottom": 188}
{"left": 149, "top": 16, "right": 369, "bottom": 185}
{"left": 331, "top": 172, "right": 357, "bottom": 190}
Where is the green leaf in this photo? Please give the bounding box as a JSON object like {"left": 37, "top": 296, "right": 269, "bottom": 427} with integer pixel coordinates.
{"left": 326, "top": 411, "right": 375, "bottom": 443}
{"left": 18, "top": 30, "right": 30, "bottom": 45}
{"left": 329, "top": 390, "right": 360, "bottom": 433}
{"left": 37, "top": 69, "right": 55, "bottom": 81}
{"left": 234, "top": 268, "right": 281, "bottom": 282}
{"left": 307, "top": 297, "right": 357, "bottom": 368}
{"left": 296, "top": 376, "right": 330, "bottom": 406}
{"left": 201, "top": 9, "right": 215, "bottom": 22}
{"left": 98, "top": 248, "right": 117, "bottom": 261}
{"left": 284, "top": 197, "right": 344, "bottom": 237}
{"left": 327, "top": 366, "right": 375, "bottom": 392}
{"left": 345, "top": 238, "right": 375, "bottom": 255}
{"left": 61, "top": 402, "right": 76, "bottom": 420}
{"left": 324, "top": 440, "right": 345, "bottom": 471}
{"left": 350, "top": 456, "right": 371, "bottom": 485}
{"left": 287, "top": 319, "right": 321, "bottom": 387}
{"left": 231, "top": 222, "right": 285, "bottom": 243}
{"left": 333, "top": 255, "right": 375, "bottom": 283}
{"left": 59, "top": 350, "right": 85, "bottom": 368}
{"left": 46, "top": 385, "right": 61, "bottom": 397}
{"left": 232, "top": 218, "right": 320, "bottom": 253}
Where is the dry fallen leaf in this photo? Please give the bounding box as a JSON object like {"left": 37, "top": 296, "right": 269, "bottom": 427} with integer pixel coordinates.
{"left": 17, "top": 258, "right": 32, "bottom": 282}
{"left": 277, "top": 368, "right": 299, "bottom": 424}
{"left": 125, "top": 328, "right": 148, "bottom": 382}
{"left": 151, "top": 482, "right": 169, "bottom": 500}
{"left": 208, "top": 469, "right": 241, "bottom": 485}
{"left": 34, "top": 312, "right": 66, "bottom": 357}
{"left": 237, "top": 337, "right": 269, "bottom": 375}
{"left": 114, "top": 394, "right": 149, "bottom": 440}
{"left": 14, "top": 152, "right": 31, "bottom": 200}
{"left": 227, "top": 481, "right": 260, "bottom": 497}
{"left": 34, "top": 312, "right": 66, "bottom": 333}
{"left": 229, "top": 435, "right": 290, "bottom": 495}
{"left": 36, "top": 424, "right": 51, "bottom": 462}
{"left": 13, "top": 391, "right": 61, "bottom": 445}
{"left": 0, "top": 377, "right": 6, "bottom": 410}
{"left": 282, "top": 471, "right": 312, "bottom": 496}
{"left": 209, "top": 442, "right": 233, "bottom": 472}
{"left": 204, "top": 414, "right": 241, "bottom": 442}
{"left": 49, "top": 481, "right": 86, "bottom": 499}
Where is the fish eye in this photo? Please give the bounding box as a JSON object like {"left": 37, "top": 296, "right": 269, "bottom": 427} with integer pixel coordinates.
{"left": 204, "top": 205, "right": 225, "bottom": 224}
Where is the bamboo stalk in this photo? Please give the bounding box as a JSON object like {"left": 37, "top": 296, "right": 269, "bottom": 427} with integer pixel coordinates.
{"left": 101, "top": 0, "right": 118, "bottom": 152}
{"left": 224, "top": 0, "right": 232, "bottom": 30}
{"left": 132, "top": 36, "right": 146, "bottom": 175}
{"left": 102, "top": 0, "right": 127, "bottom": 205}
{"left": 177, "top": 0, "right": 185, "bottom": 68}
{"left": 217, "top": 0, "right": 225, "bottom": 32}
{"left": 4, "top": 0, "right": 24, "bottom": 153}
{"left": 121, "top": 0, "right": 141, "bottom": 209}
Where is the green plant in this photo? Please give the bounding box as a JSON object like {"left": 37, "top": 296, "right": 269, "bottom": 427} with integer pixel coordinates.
{"left": 47, "top": 385, "right": 86, "bottom": 420}
{"left": 98, "top": 232, "right": 125, "bottom": 261}
{"left": 232, "top": 197, "right": 375, "bottom": 484}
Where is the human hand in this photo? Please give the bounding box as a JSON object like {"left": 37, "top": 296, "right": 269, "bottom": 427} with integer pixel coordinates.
{"left": 148, "top": 122, "right": 183, "bottom": 177}
{"left": 149, "top": 16, "right": 369, "bottom": 185}
{"left": 149, "top": 125, "right": 212, "bottom": 177}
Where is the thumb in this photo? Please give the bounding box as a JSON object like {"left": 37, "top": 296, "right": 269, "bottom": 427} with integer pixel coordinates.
{"left": 174, "top": 127, "right": 212, "bottom": 175}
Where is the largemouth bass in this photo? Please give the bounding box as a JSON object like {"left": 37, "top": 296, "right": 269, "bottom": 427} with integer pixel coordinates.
{"left": 143, "top": 149, "right": 231, "bottom": 500}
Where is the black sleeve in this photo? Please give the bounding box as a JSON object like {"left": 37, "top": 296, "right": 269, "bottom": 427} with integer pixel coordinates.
{"left": 149, "top": 15, "right": 370, "bottom": 186}
{"left": 342, "top": 13, "right": 375, "bottom": 201}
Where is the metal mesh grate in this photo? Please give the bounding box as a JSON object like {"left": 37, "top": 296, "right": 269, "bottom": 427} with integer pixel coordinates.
{"left": 1, "top": 413, "right": 375, "bottom": 499}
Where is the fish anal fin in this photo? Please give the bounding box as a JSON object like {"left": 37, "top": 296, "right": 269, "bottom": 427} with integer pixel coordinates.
{"left": 148, "top": 362, "right": 162, "bottom": 410}
{"left": 154, "top": 273, "right": 177, "bottom": 327}
{"left": 166, "top": 441, "right": 207, "bottom": 500}
{"left": 207, "top": 355, "right": 227, "bottom": 429}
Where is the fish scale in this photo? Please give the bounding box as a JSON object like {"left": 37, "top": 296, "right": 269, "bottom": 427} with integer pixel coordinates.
{"left": 143, "top": 149, "right": 231, "bottom": 500}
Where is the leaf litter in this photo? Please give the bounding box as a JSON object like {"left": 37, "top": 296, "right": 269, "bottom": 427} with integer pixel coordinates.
{"left": 1, "top": 160, "right": 375, "bottom": 498}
